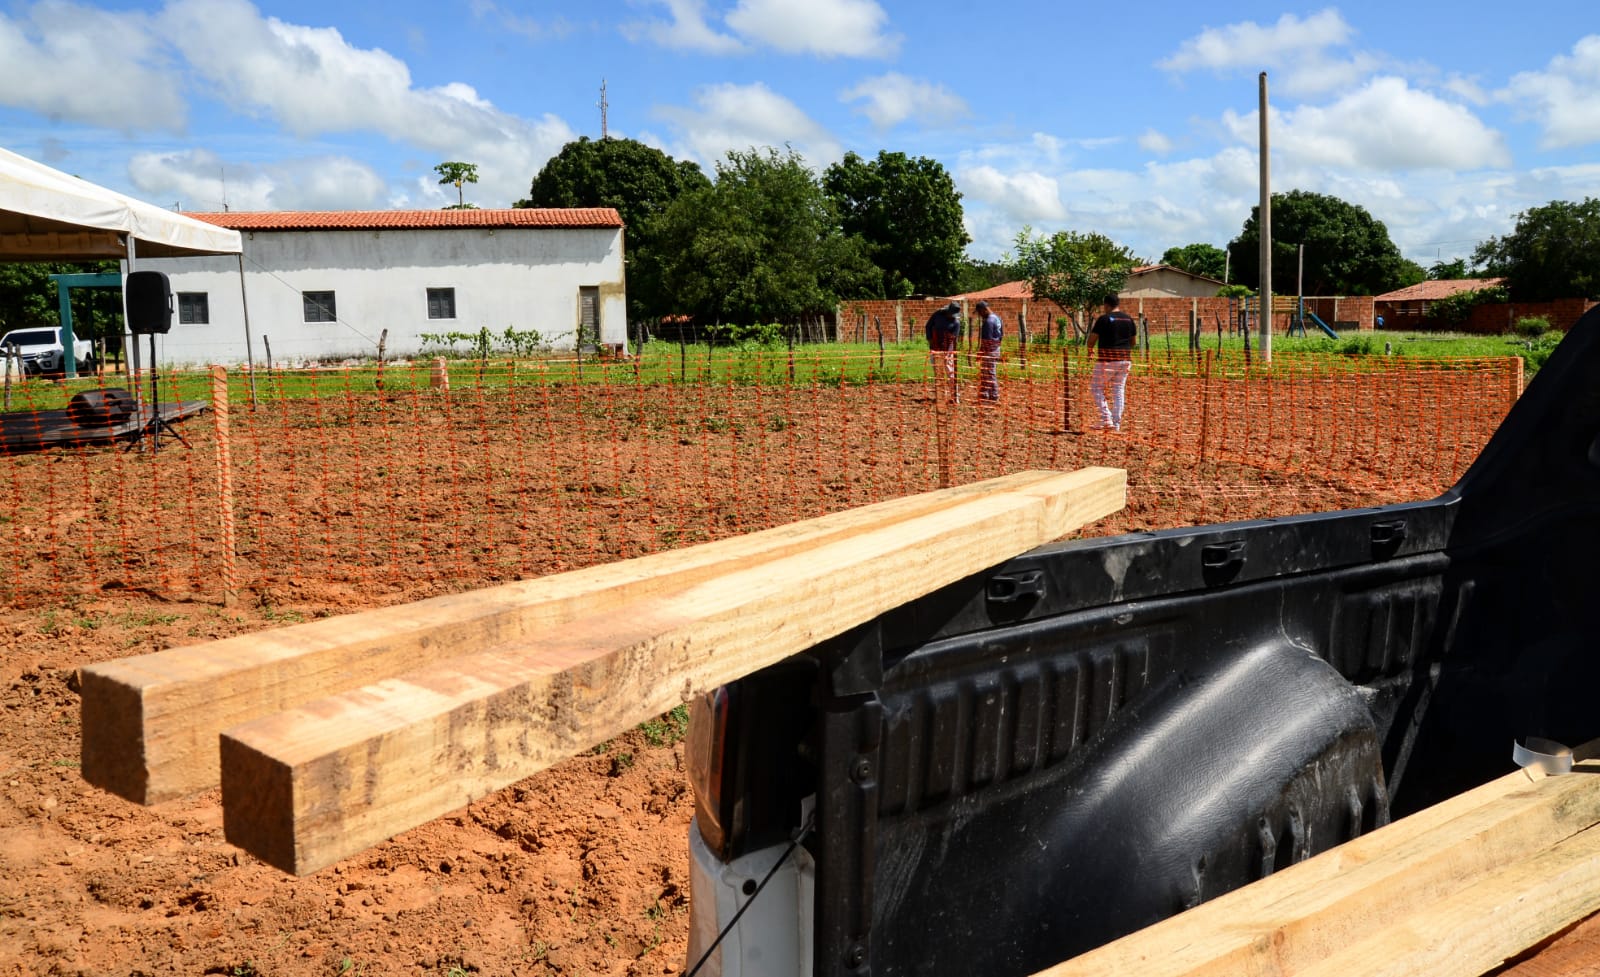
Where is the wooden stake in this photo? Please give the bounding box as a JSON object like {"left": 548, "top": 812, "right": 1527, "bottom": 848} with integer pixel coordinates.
{"left": 209, "top": 365, "right": 238, "bottom": 607}
{"left": 216, "top": 468, "right": 1126, "bottom": 874}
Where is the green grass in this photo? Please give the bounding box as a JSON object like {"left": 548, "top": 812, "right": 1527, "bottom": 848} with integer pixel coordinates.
{"left": 0, "top": 330, "right": 1564, "bottom": 416}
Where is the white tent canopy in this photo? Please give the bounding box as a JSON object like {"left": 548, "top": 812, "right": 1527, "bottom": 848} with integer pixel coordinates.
{"left": 0, "top": 147, "right": 241, "bottom": 261}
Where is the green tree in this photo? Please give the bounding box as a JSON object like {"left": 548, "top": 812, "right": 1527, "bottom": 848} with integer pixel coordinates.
{"left": 1229, "top": 190, "right": 1416, "bottom": 296}
{"left": 1010, "top": 226, "right": 1131, "bottom": 340}
{"left": 955, "top": 256, "right": 1016, "bottom": 295}
{"left": 434, "top": 161, "right": 479, "bottom": 209}
{"left": 1054, "top": 230, "right": 1144, "bottom": 269}
{"left": 1160, "top": 243, "right": 1229, "bottom": 281}
{"left": 654, "top": 147, "right": 879, "bottom": 326}
{"left": 1472, "top": 198, "right": 1600, "bottom": 301}
{"left": 822, "top": 150, "right": 968, "bottom": 296}
{"left": 1426, "top": 257, "right": 1477, "bottom": 280}
{"left": 522, "top": 137, "right": 712, "bottom": 320}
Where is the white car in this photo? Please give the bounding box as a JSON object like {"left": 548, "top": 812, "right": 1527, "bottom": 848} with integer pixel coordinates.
{"left": 0, "top": 326, "right": 95, "bottom": 375}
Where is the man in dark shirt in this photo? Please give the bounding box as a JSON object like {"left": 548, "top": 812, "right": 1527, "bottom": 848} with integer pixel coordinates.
{"left": 1086, "top": 295, "right": 1137, "bottom": 431}
{"left": 975, "top": 300, "right": 1003, "bottom": 402}
{"left": 924, "top": 300, "right": 962, "bottom": 403}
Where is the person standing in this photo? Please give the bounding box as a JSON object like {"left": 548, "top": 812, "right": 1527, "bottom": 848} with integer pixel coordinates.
{"left": 924, "top": 300, "right": 962, "bottom": 403}
{"left": 975, "top": 300, "right": 1003, "bottom": 402}
{"left": 1086, "top": 294, "right": 1137, "bottom": 431}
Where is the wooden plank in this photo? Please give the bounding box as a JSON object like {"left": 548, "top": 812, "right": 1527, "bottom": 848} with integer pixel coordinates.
{"left": 82, "top": 469, "right": 1085, "bottom": 804}
{"left": 1035, "top": 763, "right": 1600, "bottom": 977}
{"left": 219, "top": 467, "right": 1126, "bottom": 874}
{"left": 1296, "top": 822, "right": 1600, "bottom": 977}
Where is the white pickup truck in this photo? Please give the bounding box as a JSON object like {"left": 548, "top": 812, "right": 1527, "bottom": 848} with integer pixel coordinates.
{"left": 0, "top": 325, "right": 95, "bottom": 376}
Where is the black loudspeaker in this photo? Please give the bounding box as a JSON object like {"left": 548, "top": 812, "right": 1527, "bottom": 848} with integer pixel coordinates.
{"left": 67, "top": 387, "right": 137, "bottom": 427}
{"left": 125, "top": 271, "right": 173, "bottom": 334}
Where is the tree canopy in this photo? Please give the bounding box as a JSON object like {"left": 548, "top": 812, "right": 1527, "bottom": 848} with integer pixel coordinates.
{"left": 1160, "top": 243, "right": 1229, "bottom": 281}
{"left": 521, "top": 137, "right": 712, "bottom": 320}
{"left": 1229, "top": 190, "right": 1419, "bottom": 296}
{"left": 822, "top": 150, "right": 968, "bottom": 297}
{"left": 434, "top": 161, "right": 479, "bottom": 209}
{"left": 1010, "top": 227, "right": 1131, "bottom": 336}
{"left": 653, "top": 147, "right": 879, "bottom": 326}
{"left": 1472, "top": 198, "right": 1600, "bottom": 301}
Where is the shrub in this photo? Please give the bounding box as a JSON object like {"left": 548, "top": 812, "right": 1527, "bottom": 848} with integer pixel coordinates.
{"left": 1513, "top": 316, "right": 1552, "bottom": 337}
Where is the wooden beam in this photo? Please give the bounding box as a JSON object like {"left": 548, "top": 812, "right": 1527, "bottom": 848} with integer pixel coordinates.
{"left": 82, "top": 469, "right": 1088, "bottom": 804}
{"left": 1036, "top": 762, "right": 1600, "bottom": 977}
{"left": 1296, "top": 823, "right": 1600, "bottom": 977}
{"left": 218, "top": 467, "right": 1126, "bottom": 874}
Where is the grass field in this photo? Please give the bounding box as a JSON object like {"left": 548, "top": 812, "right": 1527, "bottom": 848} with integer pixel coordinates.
{"left": 0, "top": 326, "right": 1559, "bottom": 412}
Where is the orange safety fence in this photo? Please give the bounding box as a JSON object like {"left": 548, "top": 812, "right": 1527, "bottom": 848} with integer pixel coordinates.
{"left": 0, "top": 347, "right": 1523, "bottom": 609}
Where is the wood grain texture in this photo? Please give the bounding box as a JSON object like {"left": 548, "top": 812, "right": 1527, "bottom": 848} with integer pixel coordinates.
{"left": 1035, "top": 763, "right": 1600, "bottom": 977}
{"left": 82, "top": 469, "right": 1085, "bottom": 804}
{"left": 218, "top": 467, "right": 1127, "bottom": 874}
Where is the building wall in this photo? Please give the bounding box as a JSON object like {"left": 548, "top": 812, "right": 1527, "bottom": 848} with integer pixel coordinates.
{"left": 1375, "top": 298, "right": 1599, "bottom": 334}
{"left": 1122, "top": 268, "right": 1223, "bottom": 299}
{"left": 143, "top": 225, "right": 626, "bottom": 367}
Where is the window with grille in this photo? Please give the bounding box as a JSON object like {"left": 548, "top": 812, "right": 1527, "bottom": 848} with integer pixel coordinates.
{"left": 177, "top": 292, "right": 210, "bottom": 325}
{"left": 303, "top": 291, "right": 337, "bottom": 323}
{"left": 427, "top": 287, "right": 456, "bottom": 320}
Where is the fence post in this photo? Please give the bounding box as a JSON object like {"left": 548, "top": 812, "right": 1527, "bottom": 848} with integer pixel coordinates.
{"left": 1062, "top": 345, "right": 1071, "bottom": 431}
{"left": 1200, "top": 349, "right": 1214, "bottom": 464}
{"left": 430, "top": 356, "right": 450, "bottom": 390}
{"left": 210, "top": 365, "right": 239, "bottom": 607}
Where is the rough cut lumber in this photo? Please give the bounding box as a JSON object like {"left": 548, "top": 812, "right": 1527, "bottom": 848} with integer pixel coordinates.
{"left": 80, "top": 469, "right": 1085, "bottom": 805}
{"left": 1034, "top": 760, "right": 1600, "bottom": 977}
{"left": 218, "top": 467, "right": 1126, "bottom": 874}
{"left": 1296, "top": 822, "right": 1600, "bottom": 977}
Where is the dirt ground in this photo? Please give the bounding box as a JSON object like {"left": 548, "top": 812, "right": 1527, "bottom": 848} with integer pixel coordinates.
{"left": 0, "top": 369, "right": 1521, "bottom": 977}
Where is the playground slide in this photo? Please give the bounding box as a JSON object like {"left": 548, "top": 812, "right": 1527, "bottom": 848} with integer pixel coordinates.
{"left": 1307, "top": 309, "right": 1340, "bottom": 339}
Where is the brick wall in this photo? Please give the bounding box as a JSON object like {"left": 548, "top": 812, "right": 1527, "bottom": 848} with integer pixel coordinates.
{"left": 1461, "top": 299, "right": 1599, "bottom": 334}
{"left": 837, "top": 294, "right": 1378, "bottom": 343}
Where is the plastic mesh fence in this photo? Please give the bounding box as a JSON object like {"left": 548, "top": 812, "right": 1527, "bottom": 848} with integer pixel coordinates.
{"left": 0, "top": 345, "right": 1522, "bottom": 608}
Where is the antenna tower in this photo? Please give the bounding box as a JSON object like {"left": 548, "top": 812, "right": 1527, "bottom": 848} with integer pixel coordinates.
{"left": 600, "top": 79, "right": 609, "bottom": 140}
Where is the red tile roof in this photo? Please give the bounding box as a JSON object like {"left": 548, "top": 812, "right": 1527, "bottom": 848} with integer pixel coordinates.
{"left": 186, "top": 208, "right": 624, "bottom": 230}
{"left": 1375, "top": 278, "right": 1504, "bottom": 302}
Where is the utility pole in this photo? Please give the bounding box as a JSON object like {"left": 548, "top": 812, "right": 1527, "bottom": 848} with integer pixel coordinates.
{"left": 599, "top": 79, "right": 609, "bottom": 140}
{"left": 1258, "top": 71, "right": 1272, "bottom": 364}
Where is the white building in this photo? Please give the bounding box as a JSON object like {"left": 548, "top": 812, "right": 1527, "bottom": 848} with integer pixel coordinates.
{"left": 143, "top": 208, "right": 626, "bottom": 367}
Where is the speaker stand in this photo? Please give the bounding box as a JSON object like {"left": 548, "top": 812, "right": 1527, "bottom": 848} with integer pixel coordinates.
{"left": 126, "top": 333, "right": 188, "bottom": 453}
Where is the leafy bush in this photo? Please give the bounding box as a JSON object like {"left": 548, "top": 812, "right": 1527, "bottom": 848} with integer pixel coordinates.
{"left": 1426, "top": 286, "right": 1509, "bottom": 328}
{"left": 419, "top": 326, "right": 548, "bottom": 359}
{"left": 1513, "top": 316, "right": 1552, "bottom": 337}
{"left": 1216, "top": 284, "right": 1253, "bottom": 299}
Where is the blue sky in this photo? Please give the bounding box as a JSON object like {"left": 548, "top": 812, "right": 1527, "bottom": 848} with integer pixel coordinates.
{"left": 3, "top": 0, "right": 1598, "bottom": 268}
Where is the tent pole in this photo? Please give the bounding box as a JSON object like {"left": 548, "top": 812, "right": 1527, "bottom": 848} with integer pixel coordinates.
{"left": 237, "top": 254, "right": 258, "bottom": 409}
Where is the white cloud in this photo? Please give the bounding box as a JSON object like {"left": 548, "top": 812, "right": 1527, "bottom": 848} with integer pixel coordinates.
{"left": 841, "top": 73, "right": 966, "bottom": 129}
{"left": 1138, "top": 129, "right": 1174, "bottom": 155}
{"left": 1222, "top": 77, "right": 1510, "bottom": 171}
{"left": 1502, "top": 35, "right": 1600, "bottom": 149}
{"left": 156, "top": 0, "right": 574, "bottom": 206}
{"left": 1159, "top": 9, "right": 1381, "bottom": 97}
{"left": 128, "top": 149, "right": 391, "bottom": 211}
{"left": 654, "top": 82, "right": 842, "bottom": 170}
{"left": 468, "top": 0, "right": 576, "bottom": 42}
{"left": 726, "top": 0, "right": 897, "bottom": 58}
{"left": 0, "top": 0, "right": 186, "bottom": 130}
{"left": 1161, "top": 9, "right": 1353, "bottom": 72}
{"left": 620, "top": 0, "right": 744, "bottom": 54}
{"left": 957, "top": 165, "right": 1068, "bottom": 224}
